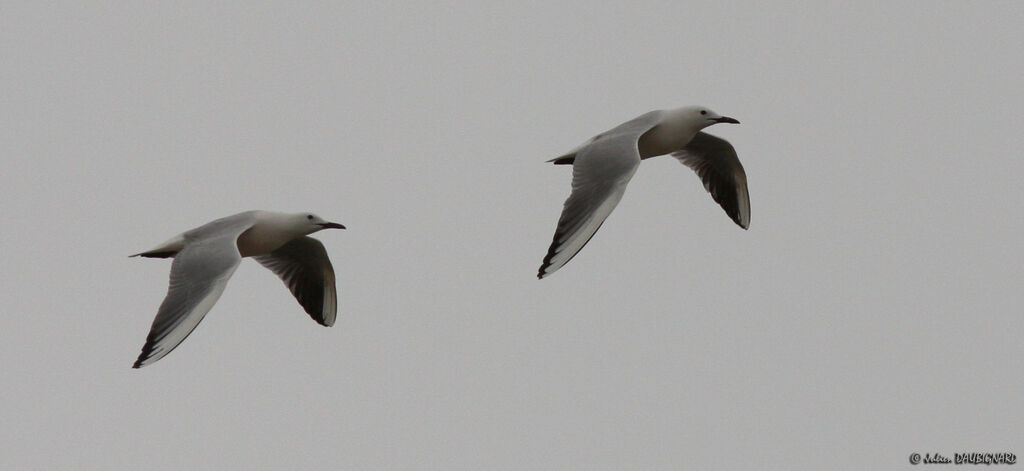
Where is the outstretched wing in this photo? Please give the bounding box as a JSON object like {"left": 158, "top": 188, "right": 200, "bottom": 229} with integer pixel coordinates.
{"left": 538, "top": 126, "right": 661, "bottom": 277}
{"left": 253, "top": 236, "right": 337, "bottom": 327}
{"left": 132, "top": 213, "right": 260, "bottom": 368}
{"left": 133, "top": 234, "right": 243, "bottom": 368}
{"left": 672, "top": 131, "right": 751, "bottom": 229}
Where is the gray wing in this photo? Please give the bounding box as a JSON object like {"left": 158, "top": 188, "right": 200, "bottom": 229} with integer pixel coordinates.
{"left": 133, "top": 213, "right": 258, "bottom": 368}
{"left": 253, "top": 236, "right": 337, "bottom": 327}
{"left": 133, "top": 233, "right": 244, "bottom": 368}
{"left": 671, "top": 131, "right": 751, "bottom": 229}
{"left": 539, "top": 125, "right": 657, "bottom": 278}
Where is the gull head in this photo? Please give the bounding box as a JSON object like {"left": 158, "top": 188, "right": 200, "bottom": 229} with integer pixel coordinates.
{"left": 667, "top": 106, "right": 741, "bottom": 132}
{"left": 293, "top": 212, "right": 346, "bottom": 234}
{"left": 675, "top": 106, "right": 740, "bottom": 130}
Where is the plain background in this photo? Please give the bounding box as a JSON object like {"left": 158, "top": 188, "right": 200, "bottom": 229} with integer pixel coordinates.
{"left": 2, "top": 2, "right": 1021, "bottom": 469}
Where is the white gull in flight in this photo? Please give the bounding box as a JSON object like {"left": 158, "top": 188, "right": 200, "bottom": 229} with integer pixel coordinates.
{"left": 131, "top": 210, "right": 345, "bottom": 368}
{"left": 538, "top": 106, "right": 750, "bottom": 278}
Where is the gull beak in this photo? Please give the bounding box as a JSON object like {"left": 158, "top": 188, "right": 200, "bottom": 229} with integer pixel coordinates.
{"left": 319, "top": 222, "right": 346, "bottom": 230}
{"left": 714, "top": 116, "right": 740, "bottom": 124}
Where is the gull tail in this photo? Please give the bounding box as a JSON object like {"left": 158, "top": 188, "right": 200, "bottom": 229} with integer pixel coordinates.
{"left": 131, "top": 250, "right": 178, "bottom": 259}
{"left": 547, "top": 153, "right": 576, "bottom": 165}
{"left": 130, "top": 234, "right": 185, "bottom": 258}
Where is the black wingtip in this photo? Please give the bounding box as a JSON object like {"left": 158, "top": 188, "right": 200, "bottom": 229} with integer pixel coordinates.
{"left": 537, "top": 247, "right": 557, "bottom": 279}
{"left": 132, "top": 348, "right": 151, "bottom": 368}
{"left": 536, "top": 217, "right": 607, "bottom": 281}
{"left": 133, "top": 341, "right": 158, "bottom": 369}
{"left": 537, "top": 251, "right": 558, "bottom": 279}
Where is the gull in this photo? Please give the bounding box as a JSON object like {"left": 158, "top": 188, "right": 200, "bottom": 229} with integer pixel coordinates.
{"left": 538, "top": 106, "right": 749, "bottom": 279}
{"left": 130, "top": 210, "right": 345, "bottom": 368}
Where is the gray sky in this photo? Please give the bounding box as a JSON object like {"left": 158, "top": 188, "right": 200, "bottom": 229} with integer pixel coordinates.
{"left": 2, "top": 2, "right": 1022, "bottom": 469}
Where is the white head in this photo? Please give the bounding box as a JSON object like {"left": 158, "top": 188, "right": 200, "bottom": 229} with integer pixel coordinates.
{"left": 675, "top": 105, "right": 740, "bottom": 130}
{"left": 288, "top": 212, "right": 346, "bottom": 235}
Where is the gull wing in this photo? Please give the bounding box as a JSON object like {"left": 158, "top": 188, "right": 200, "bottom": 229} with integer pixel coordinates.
{"left": 133, "top": 235, "right": 243, "bottom": 368}
{"left": 671, "top": 131, "right": 751, "bottom": 229}
{"left": 538, "top": 114, "right": 663, "bottom": 278}
{"left": 133, "top": 213, "right": 258, "bottom": 368}
{"left": 253, "top": 236, "right": 337, "bottom": 327}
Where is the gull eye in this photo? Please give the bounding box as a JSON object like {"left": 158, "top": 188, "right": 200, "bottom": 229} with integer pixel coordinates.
{"left": 700, "top": 110, "right": 707, "bottom": 115}
{"left": 307, "top": 215, "right": 314, "bottom": 220}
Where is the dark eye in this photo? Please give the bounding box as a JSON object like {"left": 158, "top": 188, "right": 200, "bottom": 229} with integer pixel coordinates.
{"left": 700, "top": 110, "right": 707, "bottom": 115}
{"left": 306, "top": 215, "right": 314, "bottom": 220}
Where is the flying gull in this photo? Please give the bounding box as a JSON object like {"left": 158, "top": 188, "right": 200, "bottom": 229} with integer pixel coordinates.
{"left": 538, "top": 106, "right": 749, "bottom": 278}
{"left": 130, "top": 210, "right": 345, "bottom": 368}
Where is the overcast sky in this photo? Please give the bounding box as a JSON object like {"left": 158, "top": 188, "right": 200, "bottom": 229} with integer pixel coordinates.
{"left": 2, "top": 2, "right": 1022, "bottom": 469}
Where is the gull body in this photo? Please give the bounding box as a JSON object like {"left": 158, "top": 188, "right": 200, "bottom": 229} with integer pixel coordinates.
{"left": 131, "top": 210, "right": 345, "bottom": 368}
{"left": 538, "top": 106, "right": 750, "bottom": 278}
